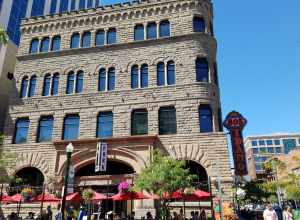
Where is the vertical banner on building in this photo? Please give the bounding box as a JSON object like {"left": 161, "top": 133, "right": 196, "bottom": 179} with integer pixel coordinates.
{"left": 223, "top": 111, "right": 248, "bottom": 176}
{"left": 95, "top": 142, "right": 108, "bottom": 172}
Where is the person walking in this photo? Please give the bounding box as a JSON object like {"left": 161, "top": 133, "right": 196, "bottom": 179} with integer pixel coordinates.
{"left": 264, "top": 204, "right": 278, "bottom": 220}
{"left": 47, "top": 206, "right": 53, "bottom": 220}
{"left": 287, "top": 207, "right": 294, "bottom": 220}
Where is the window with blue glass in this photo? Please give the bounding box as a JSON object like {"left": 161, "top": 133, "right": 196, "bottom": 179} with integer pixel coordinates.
{"left": 218, "top": 108, "right": 223, "bottom": 132}
{"left": 214, "top": 63, "right": 219, "bottom": 86}
{"left": 81, "top": 31, "right": 91, "bottom": 48}
{"left": 59, "top": 0, "right": 69, "bottom": 13}
{"left": 210, "top": 22, "right": 214, "bottom": 36}
{"left": 134, "top": 24, "right": 144, "bottom": 41}
{"left": 7, "top": 0, "right": 28, "bottom": 45}
{"left": 268, "top": 147, "right": 274, "bottom": 153}
{"left": 274, "top": 139, "right": 281, "bottom": 145}
{"left": 157, "top": 62, "right": 165, "bottom": 86}
{"left": 98, "top": 68, "right": 106, "bottom": 91}
{"left": 50, "top": 0, "right": 57, "bottom": 14}
{"left": 107, "top": 28, "right": 116, "bottom": 44}
{"left": 37, "top": 116, "right": 54, "bottom": 142}
{"left": 260, "top": 147, "right": 267, "bottom": 153}
{"left": 95, "top": 30, "right": 105, "bottom": 46}
{"left": 71, "top": 0, "right": 76, "bottom": 10}
{"left": 97, "top": 112, "right": 113, "bottom": 138}
{"left": 252, "top": 140, "right": 258, "bottom": 146}
{"left": 147, "top": 22, "right": 157, "bottom": 39}
{"left": 28, "top": 75, "right": 37, "bottom": 97}
{"left": 95, "top": 0, "right": 101, "bottom": 7}
{"left": 51, "top": 35, "right": 61, "bottom": 51}
{"left": 29, "top": 39, "right": 39, "bottom": 54}
{"left": 131, "top": 65, "right": 139, "bottom": 89}
{"left": 196, "top": 58, "right": 209, "bottom": 82}
{"left": 199, "top": 105, "right": 213, "bottom": 133}
{"left": 31, "top": 0, "right": 45, "bottom": 17}
{"left": 14, "top": 118, "right": 30, "bottom": 144}
{"left": 87, "top": 0, "right": 93, "bottom": 8}
{"left": 40, "top": 37, "right": 50, "bottom": 52}
{"left": 70, "top": 33, "right": 80, "bottom": 48}
{"left": 252, "top": 148, "right": 258, "bottom": 154}
{"left": 79, "top": 0, "right": 86, "bottom": 10}
{"left": 258, "top": 140, "right": 265, "bottom": 146}
{"left": 51, "top": 73, "right": 59, "bottom": 95}
{"left": 140, "top": 64, "right": 148, "bottom": 88}
{"left": 159, "top": 106, "right": 177, "bottom": 135}
{"left": 266, "top": 140, "right": 273, "bottom": 145}
{"left": 66, "top": 71, "right": 75, "bottom": 94}
{"left": 159, "top": 20, "right": 170, "bottom": 38}
{"left": 298, "top": 139, "right": 300, "bottom": 145}
{"left": 0, "top": 0, "right": 3, "bottom": 11}
{"left": 276, "top": 147, "right": 282, "bottom": 154}
{"left": 20, "top": 76, "right": 29, "bottom": 98}
{"left": 131, "top": 109, "right": 148, "bottom": 135}
{"left": 167, "top": 61, "right": 175, "bottom": 85}
{"left": 63, "top": 114, "right": 80, "bottom": 140}
{"left": 193, "top": 17, "right": 205, "bottom": 33}
{"left": 255, "top": 164, "right": 262, "bottom": 171}
{"left": 107, "top": 67, "right": 115, "bottom": 91}
{"left": 283, "top": 139, "right": 297, "bottom": 154}
{"left": 42, "top": 74, "right": 51, "bottom": 96}
{"left": 76, "top": 71, "right": 84, "bottom": 93}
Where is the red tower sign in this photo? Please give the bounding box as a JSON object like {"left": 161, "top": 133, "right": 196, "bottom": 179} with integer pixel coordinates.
{"left": 223, "top": 111, "right": 248, "bottom": 176}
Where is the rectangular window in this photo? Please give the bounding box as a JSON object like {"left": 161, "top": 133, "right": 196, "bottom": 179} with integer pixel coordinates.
{"left": 0, "top": 0, "right": 3, "bottom": 12}
{"left": 59, "top": 0, "right": 69, "bottom": 13}
{"left": 283, "top": 139, "right": 296, "bottom": 154}
{"left": 267, "top": 147, "right": 274, "bottom": 154}
{"left": 134, "top": 24, "right": 144, "bottom": 41}
{"left": 87, "top": 0, "right": 93, "bottom": 8}
{"left": 260, "top": 147, "right": 267, "bottom": 153}
{"left": 107, "top": 29, "right": 116, "bottom": 44}
{"left": 79, "top": 0, "right": 86, "bottom": 9}
{"left": 255, "top": 163, "right": 262, "bottom": 171}
{"left": 95, "top": 30, "right": 105, "bottom": 46}
{"left": 251, "top": 140, "right": 258, "bottom": 146}
{"left": 298, "top": 138, "right": 300, "bottom": 145}
{"left": 131, "top": 110, "right": 148, "bottom": 135}
{"left": 97, "top": 112, "right": 113, "bottom": 138}
{"left": 159, "top": 106, "right": 177, "bottom": 135}
{"left": 31, "top": 0, "right": 45, "bottom": 17}
{"left": 258, "top": 140, "right": 265, "bottom": 146}
{"left": 275, "top": 147, "right": 282, "bottom": 154}
{"left": 50, "top": 0, "right": 57, "bottom": 14}
{"left": 199, "top": 105, "right": 213, "bottom": 133}
{"left": 14, "top": 118, "right": 30, "bottom": 144}
{"left": 63, "top": 115, "right": 80, "bottom": 140}
{"left": 147, "top": 22, "right": 157, "bottom": 39}
{"left": 274, "top": 139, "right": 281, "bottom": 145}
{"left": 252, "top": 148, "right": 258, "bottom": 154}
{"left": 266, "top": 140, "right": 273, "bottom": 145}
{"left": 37, "top": 116, "right": 54, "bottom": 142}
{"left": 71, "top": 0, "right": 76, "bottom": 10}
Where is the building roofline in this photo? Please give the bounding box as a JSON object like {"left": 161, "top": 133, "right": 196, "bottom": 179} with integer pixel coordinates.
{"left": 245, "top": 132, "right": 300, "bottom": 141}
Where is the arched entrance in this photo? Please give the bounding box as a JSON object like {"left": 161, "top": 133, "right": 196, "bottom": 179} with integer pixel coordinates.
{"left": 185, "top": 160, "right": 209, "bottom": 191}
{"left": 75, "top": 160, "right": 135, "bottom": 216}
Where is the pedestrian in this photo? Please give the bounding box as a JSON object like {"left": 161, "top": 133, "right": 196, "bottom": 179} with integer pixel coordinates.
{"left": 200, "top": 209, "right": 206, "bottom": 220}
{"left": 47, "top": 206, "right": 53, "bottom": 220}
{"left": 146, "top": 212, "right": 153, "bottom": 220}
{"left": 55, "top": 204, "right": 62, "bottom": 220}
{"left": 194, "top": 212, "right": 199, "bottom": 220}
{"left": 287, "top": 207, "right": 293, "bottom": 220}
{"left": 263, "top": 204, "right": 278, "bottom": 220}
{"left": 190, "top": 211, "right": 194, "bottom": 220}
{"left": 173, "top": 212, "right": 179, "bottom": 220}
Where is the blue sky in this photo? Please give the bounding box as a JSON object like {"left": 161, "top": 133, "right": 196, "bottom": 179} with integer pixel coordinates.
{"left": 103, "top": 0, "right": 300, "bottom": 137}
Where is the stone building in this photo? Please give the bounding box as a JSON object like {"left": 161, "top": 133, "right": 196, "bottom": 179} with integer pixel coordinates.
{"left": 2, "top": 0, "right": 232, "bottom": 215}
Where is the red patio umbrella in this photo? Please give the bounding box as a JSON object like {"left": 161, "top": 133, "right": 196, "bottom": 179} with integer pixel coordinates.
{"left": 1, "top": 194, "right": 14, "bottom": 203}
{"left": 66, "top": 192, "right": 82, "bottom": 202}
{"left": 34, "top": 193, "right": 60, "bottom": 202}
{"left": 10, "top": 194, "right": 22, "bottom": 203}
{"left": 110, "top": 192, "right": 150, "bottom": 201}
{"left": 91, "top": 192, "right": 107, "bottom": 201}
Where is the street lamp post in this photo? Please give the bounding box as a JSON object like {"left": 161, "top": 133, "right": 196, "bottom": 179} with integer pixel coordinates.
{"left": 61, "top": 143, "right": 74, "bottom": 220}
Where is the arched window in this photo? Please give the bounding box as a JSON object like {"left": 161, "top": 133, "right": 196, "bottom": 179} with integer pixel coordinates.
{"left": 63, "top": 114, "right": 80, "bottom": 140}
{"left": 13, "top": 118, "right": 30, "bottom": 144}
{"left": 107, "top": 28, "right": 116, "bottom": 44}
{"left": 107, "top": 67, "right": 115, "bottom": 91}
{"left": 28, "top": 75, "right": 37, "bottom": 97}
{"left": 140, "top": 64, "right": 148, "bottom": 88}
{"left": 51, "top": 73, "right": 59, "bottom": 95}
{"left": 134, "top": 24, "right": 144, "bottom": 41}
{"left": 193, "top": 17, "right": 205, "bottom": 33}
{"left": 70, "top": 33, "right": 80, "bottom": 48}
{"left": 159, "top": 106, "right": 177, "bottom": 135}
{"left": 40, "top": 37, "right": 50, "bottom": 52}
{"left": 147, "top": 22, "right": 157, "bottom": 39}
{"left": 131, "top": 109, "right": 148, "bottom": 135}
{"left": 199, "top": 105, "right": 213, "bottom": 133}
{"left": 196, "top": 58, "right": 209, "bottom": 82}
{"left": 97, "top": 111, "right": 113, "bottom": 138}
{"left": 98, "top": 68, "right": 106, "bottom": 91}
{"left": 51, "top": 35, "right": 61, "bottom": 51}
{"left": 59, "top": 0, "right": 69, "bottom": 13}
{"left": 66, "top": 71, "right": 75, "bottom": 94}
{"left": 75, "top": 70, "right": 84, "bottom": 93}
{"left": 95, "top": 30, "right": 105, "bottom": 46}
{"left": 29, "top": 39, "right": 39, "bottom": 54}
{"left": 159, "top": 20, "right": 170, "bottom": 37}
{"left": 82, "top": 31, "right": 91, "bottom": 48}
{"left": 37, "top": 116, "right": 54, "bottom": 142}
{"left": 20, "top": 76, "right": 29, "bottom": 98}
{"left": 157, "top": 62, "right": 165, "bottom": 86}
{"left": 131, "top": 65, "right": 139, "bottom": 89}
{"left": 42, "top": 74, "right": 51, "bottom": 96}
{"left": 79, "top": 0, "right": 86, "bottom": 10}
{"left": 167, "top": 61, "right": 175, "bottom": 85}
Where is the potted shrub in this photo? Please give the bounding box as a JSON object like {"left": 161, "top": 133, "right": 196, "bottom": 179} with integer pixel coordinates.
{"left": 21, "top": 187, "right": 35, "bottom": 201}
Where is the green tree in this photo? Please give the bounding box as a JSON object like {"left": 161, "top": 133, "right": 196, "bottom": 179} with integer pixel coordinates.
{"left": 241, "top": 181, "right": 275, "bottom": 204}
{"left": 0, "top": 27, "right": 7, "bottom": 44}
{"left": 134, "top": 151, "right": 196, "bottom": 220}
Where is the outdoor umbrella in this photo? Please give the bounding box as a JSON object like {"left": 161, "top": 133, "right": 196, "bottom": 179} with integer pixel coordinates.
{"left": 91, "top": 192, "right": 107, "bottom": 201}
{"left": 110, "top": 191, "right": 150, "bottom": 201}
{"left": 10, "top": 194, "right": 22, "bottom": 203}
{"left": 66, "top": 192, "right": 82, "bottom": 202}
{"left": 34, "top": 193, "right": 60, "bottom": 202}
{"left": 1, "top": 194, "right": 14, "bottom": 203}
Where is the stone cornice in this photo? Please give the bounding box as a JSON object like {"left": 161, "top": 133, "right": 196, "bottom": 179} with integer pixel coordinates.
{"left": 17, "top": 33, "right": 216, "bottom": 61}
{"left": 20, "top": 0, "right": 212, "bottom": 35}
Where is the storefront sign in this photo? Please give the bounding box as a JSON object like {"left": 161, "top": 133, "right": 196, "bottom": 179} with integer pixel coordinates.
{"left": 223, "top": 111, "right": 248, "bottom": 176}
{"left": 95, "top": 142, "right": 108, "bottom": 172}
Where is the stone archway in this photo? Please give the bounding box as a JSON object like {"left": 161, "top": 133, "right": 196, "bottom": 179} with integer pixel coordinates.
{"left": 14, "top": 167, "right": 45, "bottom": 187}
{"left": 185, "top": 160, "right": 209, "bottom": 191}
